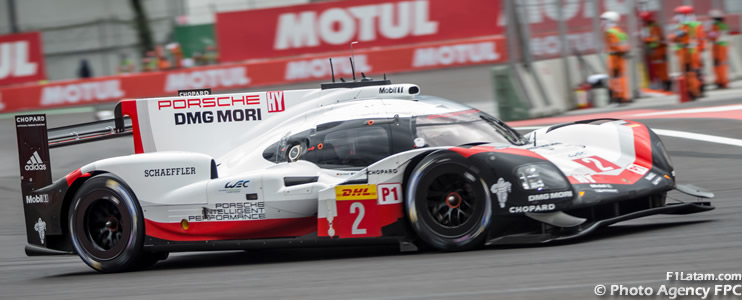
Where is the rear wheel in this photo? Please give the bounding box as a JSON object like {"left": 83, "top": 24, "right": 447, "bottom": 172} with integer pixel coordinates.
{"left": 69, "top": 174, "right": 154, "bottom": 272}
{"left": 406, "top": 152, "right": 493, "bottom": 251}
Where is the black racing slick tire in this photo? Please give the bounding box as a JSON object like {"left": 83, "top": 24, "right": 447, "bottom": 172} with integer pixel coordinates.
{"left": 69, "top": 174, "right": 150, "bottom": 273}
{"left": 405, "top": 152, "right": 493, "bottom": 251}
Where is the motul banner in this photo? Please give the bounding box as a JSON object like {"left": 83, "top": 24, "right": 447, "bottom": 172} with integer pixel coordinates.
{"left": 216, "top": 0, "right": 502, "bottom": 62}
{"left": 0, "top": 32, "right": 46, "bottom": 87}
{"left": 0, "top": 36, "right": 505, "bottom": 113}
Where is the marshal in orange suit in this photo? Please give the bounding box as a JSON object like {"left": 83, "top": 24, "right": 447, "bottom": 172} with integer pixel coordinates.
{"left": 601, "top": 11, "right": 631, "bottom": 103}
{"left": 640, "top": 12, "right": 671, "bottom": 91}
{"left": 669, "top": 6, "right": 704, "bottom": 100}
{"left": 708, "top": 9, "right": 729, "bottom": 88}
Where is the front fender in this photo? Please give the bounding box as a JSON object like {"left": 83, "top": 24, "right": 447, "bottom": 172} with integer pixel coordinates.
{"left": 462, "top": 148, "right": 575, "bottom": 215}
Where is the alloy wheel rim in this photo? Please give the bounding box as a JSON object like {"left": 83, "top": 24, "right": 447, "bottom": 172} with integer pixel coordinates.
{"left": 424, "top": 173, "right": 475, "bottom": 228}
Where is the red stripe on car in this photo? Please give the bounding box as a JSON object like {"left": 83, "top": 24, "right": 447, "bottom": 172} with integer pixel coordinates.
{"left": 145, "top": 217, "right": 317, "bottom": 241}
{"left": 120, "top": 99, "right": 144, "bottom": 154}
{"left": 450, "top": 145, "right": 546, "bottom": 160}
{"left": 65, "top": 168, "right": 91, "bottom": 186}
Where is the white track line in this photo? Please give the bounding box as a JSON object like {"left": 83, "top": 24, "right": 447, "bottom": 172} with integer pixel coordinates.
{"left": 630, "top": 104, "right": 742, "bottom": 117}
{"left": 652, "top": 129, "right": 742, "bottom": 147}
{"left": 514, "top": 127, "right": 742, "bottom": 147}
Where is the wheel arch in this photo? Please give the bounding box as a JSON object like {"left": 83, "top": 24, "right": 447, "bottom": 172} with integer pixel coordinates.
{"left": 400, "top": 148, "right": 501, "bottom": 219}
{"left": 67, "top": 172, "right": 156, "bottom": 272}
{"left": 400, "top": 150, "right": 440, "bottom": 192}
{"left": 59, "top": 170, "right": 112, "bottom": 252}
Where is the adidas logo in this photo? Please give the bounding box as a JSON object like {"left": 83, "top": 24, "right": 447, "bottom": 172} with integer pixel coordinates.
{"left": 24, "top": 151, "right": 47, "bottom": 171}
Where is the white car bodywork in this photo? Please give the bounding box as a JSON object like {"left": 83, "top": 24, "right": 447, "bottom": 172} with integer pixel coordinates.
{"left": 78, "top": 82, "right": 662, "bottom": 239}
{"left": 79, "top": 83, "right": 477, "bottom": 239}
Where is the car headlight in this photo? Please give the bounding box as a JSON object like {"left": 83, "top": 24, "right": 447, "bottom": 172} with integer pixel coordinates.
{"left": 515, "top": 163, "right": 568, "bottom": 191}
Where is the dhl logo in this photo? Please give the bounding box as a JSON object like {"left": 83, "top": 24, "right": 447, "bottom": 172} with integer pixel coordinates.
{"left": 342, "top": 188, "right": 371, "bottom": 196}
{"left": 335, "top": 184, "right": 377, "bottom": 201}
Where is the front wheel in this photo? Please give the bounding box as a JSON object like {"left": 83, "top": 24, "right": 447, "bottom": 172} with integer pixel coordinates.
{"left": 406, "top": 152, "right": 493, "bottom": 251}
{"left": 69, "top": 174, "right": 151, "bottom": 272}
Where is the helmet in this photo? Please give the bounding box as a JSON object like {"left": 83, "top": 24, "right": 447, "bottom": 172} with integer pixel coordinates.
{"left": 709, "top": 9, "right": 723, "bottom": 18}
{"left": 639, "top": 11, "right": 654, "bottom": 21}
{"left": 675, "top": 6, "right": 694, "bottom": 14}
{"left": 600, "top": 11, "right": 620, "bottom": 22}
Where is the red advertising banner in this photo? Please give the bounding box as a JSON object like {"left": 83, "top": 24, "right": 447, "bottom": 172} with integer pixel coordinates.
{"left": 514, "top": 0, "right": 741, "bottom": 60}
{"left": 0, "top": 36, "right": 506, "bottom": 113}
{"left": 0, "top": 32, "right": 46, "bottom": 87}
{"left": 216, "top": 0, "right": 502, "bottom": 62}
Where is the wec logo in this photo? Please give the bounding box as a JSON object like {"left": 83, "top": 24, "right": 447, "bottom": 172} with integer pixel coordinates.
{"left": 224, "top": 180, "right": 249, "bottom": 189}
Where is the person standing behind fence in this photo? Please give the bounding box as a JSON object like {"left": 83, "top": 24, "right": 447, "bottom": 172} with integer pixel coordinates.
{"left": 708, "top": 9, "right": 729, "bottom": 89}
{"left": 669, "top": 6, "right": 703, "bottom": 100}
{"left": 640, "top": 12, "right": 671, "bottom": 91}
{"left": 78, "top": 59, "right": 93, "bottom": 79}
{"left": 117, "top": 53, "right": 135, "bottom": 74}
{"left": 601, "top": 11, "right": 631, "bottom": 103}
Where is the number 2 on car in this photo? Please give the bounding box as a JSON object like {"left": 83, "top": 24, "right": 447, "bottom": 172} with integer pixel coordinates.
{"left": 573, "top": 156, "right": 620, "bottom": 173}
{"left": 333, "top": 185, "right": 382, "bottom": 238}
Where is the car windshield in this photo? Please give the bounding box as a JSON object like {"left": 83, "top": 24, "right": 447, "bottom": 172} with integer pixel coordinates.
{"left": 414, "top": 109, "right": 525, "bottom": 147}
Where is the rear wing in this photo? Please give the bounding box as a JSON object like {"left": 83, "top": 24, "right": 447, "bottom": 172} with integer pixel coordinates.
{"left": 48, "top": 104, "right": 133, "bottom": 148}
{"left": 15, "top": 103, "right": 133, "bottom": 252}
{"left": 16, "top": 102, "right": 133, "bottom": 196}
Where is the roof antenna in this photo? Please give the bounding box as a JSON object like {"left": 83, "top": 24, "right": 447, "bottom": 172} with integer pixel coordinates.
{"left": 329, "top": 58, "right": 335, "bottom": 83}
{"left": 349, "top": 57, "right": 356, "bottom": 81}
{"left": 350, "top": 41, "right": 358, "bottom": 81}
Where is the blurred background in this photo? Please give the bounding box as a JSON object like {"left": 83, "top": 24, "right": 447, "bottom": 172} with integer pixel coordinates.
{"left": 3, "top": 2, "right": 742, "bottom": 297}
{"left": 0, "top": 0, "right": 740, "bottom": 119}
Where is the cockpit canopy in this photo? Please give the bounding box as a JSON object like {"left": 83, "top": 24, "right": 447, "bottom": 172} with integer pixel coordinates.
{"left": 262, "top": 97, "right": 524, "bottom": 170}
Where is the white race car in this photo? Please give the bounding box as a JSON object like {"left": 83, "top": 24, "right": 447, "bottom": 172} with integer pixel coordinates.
{"left": 15, "top": 78, "right": 713, "bottom": 272}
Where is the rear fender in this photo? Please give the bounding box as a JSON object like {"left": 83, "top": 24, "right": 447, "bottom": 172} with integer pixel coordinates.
{"left": 79, "top": 152, "right": 216, "bottom": 207}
